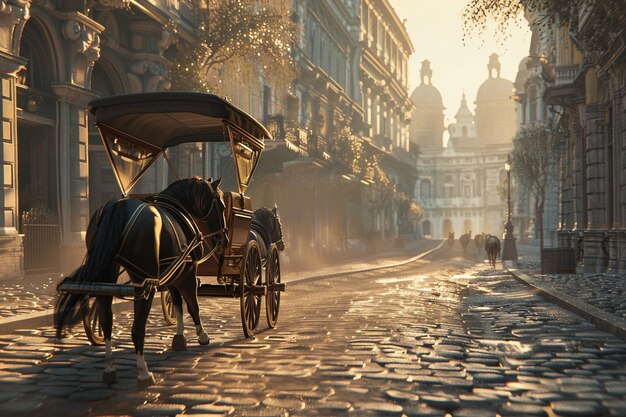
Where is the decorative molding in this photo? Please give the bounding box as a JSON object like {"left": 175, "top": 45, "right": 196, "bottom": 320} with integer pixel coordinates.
{"left": 86, "top": 0, "right": 130, "bottom": 11}
{"left": 51, "top": 83, "right": 99, "bottom": 106}
{"left": 0, "top": 50, "right": 26, "bottom": 77}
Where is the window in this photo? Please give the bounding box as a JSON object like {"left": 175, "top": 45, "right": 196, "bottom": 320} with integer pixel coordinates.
{"left": 420, "top": 179, "right": 432, "bottom": 199}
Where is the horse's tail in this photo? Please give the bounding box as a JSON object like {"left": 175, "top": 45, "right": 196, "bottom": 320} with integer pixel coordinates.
{"left": 54, "top": 199, "right": 126, "bottom": 337}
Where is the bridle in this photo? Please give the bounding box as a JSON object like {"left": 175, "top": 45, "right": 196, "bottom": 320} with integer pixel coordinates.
{"left": 272, "top": 210, "right": 285, "bottom": 250}
{"left": 196, "top": 185, "right": 228, "bottom": 263}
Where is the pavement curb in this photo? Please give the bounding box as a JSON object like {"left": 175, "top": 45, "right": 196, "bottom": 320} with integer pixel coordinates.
{"left": 292, "top": 240, "right": 445, "bottom": 284}
{"left": 505, "top": 261, "right": 626, "bottom": 343}
{"left": 0, "top": 241, "right": 445, "bottom": 335}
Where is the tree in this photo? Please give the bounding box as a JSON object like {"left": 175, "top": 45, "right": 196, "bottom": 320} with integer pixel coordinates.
{"left": 170, "top": 0, "right": 300, "bottom": 92}
{"left": 462, "top": 0, "right": 625, "bottom": 52}
{"left": 511, "top": 125, "right": 563, "bottom": 250}
{"left": 327, "top": 126, "right": 367, "bottom": 176}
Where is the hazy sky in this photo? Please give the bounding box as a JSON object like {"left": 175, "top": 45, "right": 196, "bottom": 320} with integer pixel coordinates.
{"left": 388, "top": 0, "right": 531, "bottom": 134}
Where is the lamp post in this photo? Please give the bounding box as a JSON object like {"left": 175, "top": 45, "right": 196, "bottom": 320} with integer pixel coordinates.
{"left": 502, "top": 154, "right": 518, "bottom": 260}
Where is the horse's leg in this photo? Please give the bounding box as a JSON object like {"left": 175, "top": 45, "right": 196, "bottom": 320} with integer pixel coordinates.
{"left": 168, "top": 287, "right": 187, "bottom": 351}
{"left": 178, "top": 265, "right": 209, "bottom": 345}
{"left": 132, "top": 288, "right": 156, "bottom": 388}
{"left": 98, "top": 295, "right": 117, "bottom": 383}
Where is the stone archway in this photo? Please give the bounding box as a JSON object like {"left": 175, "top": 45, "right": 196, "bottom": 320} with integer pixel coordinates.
{"left": 422, "top": 220, "right": 432, "bottom": 237}
{"left": 17, "top": 17, "right": 60, "bottom": 270}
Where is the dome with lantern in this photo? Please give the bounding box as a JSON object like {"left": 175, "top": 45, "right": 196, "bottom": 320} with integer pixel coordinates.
{"left": 409, "top": 60, "right": 445, "bottom": 152}
{"left": 474, "top": 54, "right": 517, "bottom": 146}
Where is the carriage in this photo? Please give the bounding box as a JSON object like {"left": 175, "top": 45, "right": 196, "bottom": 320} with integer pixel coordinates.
{"left": 58, "top": 92, "right": 285, "bottom": 346}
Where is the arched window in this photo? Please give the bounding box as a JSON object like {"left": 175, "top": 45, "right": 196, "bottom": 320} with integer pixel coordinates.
{"left": 464, "top": 219, "right": 472, "bottom": 234}
{"left": 443, "top": 174, "right": 455, "bottom": 198}
{"left": 420, "top": 179, "right": 431, "bottom": 199}
{"left": 529, "top": 86, "right": 538, "bottom": 123}
{"left": 442, "top": 219, "right": 453, "bottom": 236}
{"left": 18, "top": 20, "right": 54, "bottom": 93}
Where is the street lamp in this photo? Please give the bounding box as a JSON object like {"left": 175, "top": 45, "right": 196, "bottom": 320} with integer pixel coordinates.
{"left": 502, "top": 154, "right": 518, "bottom": 260}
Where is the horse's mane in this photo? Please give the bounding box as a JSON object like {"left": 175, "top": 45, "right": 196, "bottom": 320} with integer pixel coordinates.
{"left": 160, "top": 178, "right": 215, "bottom": 218}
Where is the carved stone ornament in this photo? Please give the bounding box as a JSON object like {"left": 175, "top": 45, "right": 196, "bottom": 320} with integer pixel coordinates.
{"left": 86, "top": 0, "right": 130, "bottom": 10}
{"left": 0, "top": 0, "right": 29, "bottom": 19}
{"left": 62, "top": 19, "right": 101, "bottom": 57}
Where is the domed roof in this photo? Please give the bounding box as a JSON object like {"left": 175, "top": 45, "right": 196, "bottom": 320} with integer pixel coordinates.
{"left": 410, "top": 83, "right": 444, "bottom": 109}
{"left": 410, "top": 59, "right": 444, "bottom": 109}
{"left": 477, "top": 77, "right": 514, "bottom": 101}
{"left": 476, "top": 53, "right": 515, "bottom": 102}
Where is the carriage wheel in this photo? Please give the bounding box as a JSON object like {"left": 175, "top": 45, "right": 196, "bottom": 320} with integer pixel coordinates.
{"left": 81, "top": 297, "right": 105, "bottom": 346}
{"left": 240, "top": 240, "right": 262, "bottom": 338}
{"left": 265, "top": 245, "right": 281, "bottom": 328}
{"left": 161, "top": 288, "right": 177, "bottom": 325}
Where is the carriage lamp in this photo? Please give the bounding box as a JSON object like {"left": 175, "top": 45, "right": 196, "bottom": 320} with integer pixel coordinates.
{"left": 502, "top": 154, "right": 518, "bottom": 261}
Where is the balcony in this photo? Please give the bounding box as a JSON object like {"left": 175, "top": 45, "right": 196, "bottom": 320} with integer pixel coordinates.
{"left": 545, "top": 64, "right": 581, "bottom": 105}
{"left": 554, "top": 64, "right": 580, "bottom": 86}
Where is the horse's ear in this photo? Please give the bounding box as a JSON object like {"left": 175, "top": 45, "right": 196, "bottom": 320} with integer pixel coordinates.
{"left": 272, "top": 204, "right": 277, "bottom": 214}
{"left": 211, "top": 178, "right": 222, "bottom": 189}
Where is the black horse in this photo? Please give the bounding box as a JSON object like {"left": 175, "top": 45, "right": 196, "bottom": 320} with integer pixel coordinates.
{"left": 459, "top": 230, "right": 471, "bottom": 254}
{"left": 55, "top": 178, "right": 227, "bottom": 387}
{"left": 447, "top": 231, "right": 455, "bottom": 247}
{"left": 474, "top": 233, "right": 485, "bottom": 255}
{"left": 485, "top": 235, "right": 501, "bottom": 268}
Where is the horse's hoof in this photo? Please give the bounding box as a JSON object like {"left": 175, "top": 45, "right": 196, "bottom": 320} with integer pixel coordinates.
{"left": 198, "top": 332, "right": 210, "bottom": 345}
{"left": 102, "top": 369, "right": 117, "bottom": 384}
{"left": 137, "top": 372, "right": 156, "bottom": 389}
{"left": 172, "top": 334, "right": 187, "bottom": 351}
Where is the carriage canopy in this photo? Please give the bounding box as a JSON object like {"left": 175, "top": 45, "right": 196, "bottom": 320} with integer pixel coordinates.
{"left": 88, "top": 92, "right": 270, "bottom": 196}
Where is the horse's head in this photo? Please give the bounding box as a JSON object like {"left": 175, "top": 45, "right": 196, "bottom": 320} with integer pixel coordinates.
{"left": 201, "top": 177, "right": 228, "bottom": 256}
{"left": 253, "top": 205, "right": 285, "bottom": 251}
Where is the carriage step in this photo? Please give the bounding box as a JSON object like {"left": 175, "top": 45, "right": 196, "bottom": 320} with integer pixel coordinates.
{"left": 58, "top": 282, "right": 137, "bottom": 298}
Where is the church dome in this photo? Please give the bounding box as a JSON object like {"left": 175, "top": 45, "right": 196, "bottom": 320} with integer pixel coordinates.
{"left": 477, "top": 77, "right": 515, "bottom": 101}
{"left": 474, "top": 54, "right": 517, "bottom": 146}
{"left": 409, "top": 59, "right": 444, "bottom": 109}
{"left": 410, "top": 83, "right": 444, "bottom": 108}
{"left": 476, "top": 53, "right": 515, "bottom": 102}
{"left": 409, "top": 60, "right": 444, "bottom": 152}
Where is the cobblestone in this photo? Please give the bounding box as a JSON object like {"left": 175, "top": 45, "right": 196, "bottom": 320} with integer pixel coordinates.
{"left": 0, "top": 246, "right": 623, "bottom": 415}
{"left": 515, "top": 245, "right": 626, "bottom": 320}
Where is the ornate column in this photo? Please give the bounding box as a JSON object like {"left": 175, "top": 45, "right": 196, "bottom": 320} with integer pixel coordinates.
{"left": 54, "top": 13, "right": 102, "bottom": 271}
{"left": 583, "top": 102, "right": 607, "bottom": 272}
{"left": 0, "top": 1, "right": 29, "bottom": 277}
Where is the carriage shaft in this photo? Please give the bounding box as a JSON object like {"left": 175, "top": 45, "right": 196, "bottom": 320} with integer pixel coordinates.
{"left": 58, "top": 282, "right": 143, "bottom": 298}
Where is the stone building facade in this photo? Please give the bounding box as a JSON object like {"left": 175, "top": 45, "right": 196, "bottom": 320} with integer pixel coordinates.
{"left": 359, "top": 0, "right": 415, "bottom": 241}
{"left": 0, "top": 0, "right": 418, "bottom": 275}
{"left": 413, "top": 57, "right": 516, "bottom": 239}
{"left": 536, "top": 3, "right": 626, "bottom": 272}
{"left": 512, "top": 21, "right": 561, "bottom": 248}
{"left": 252, "top": 0, "right": 416, "bottom": 262}
{"left": 0, "top": 0, "right": 200, "bottom": 277}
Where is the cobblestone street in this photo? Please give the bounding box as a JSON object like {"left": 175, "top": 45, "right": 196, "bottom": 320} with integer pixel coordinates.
{"left": 0, "top": 249, "right": 625, "bottom": 417}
